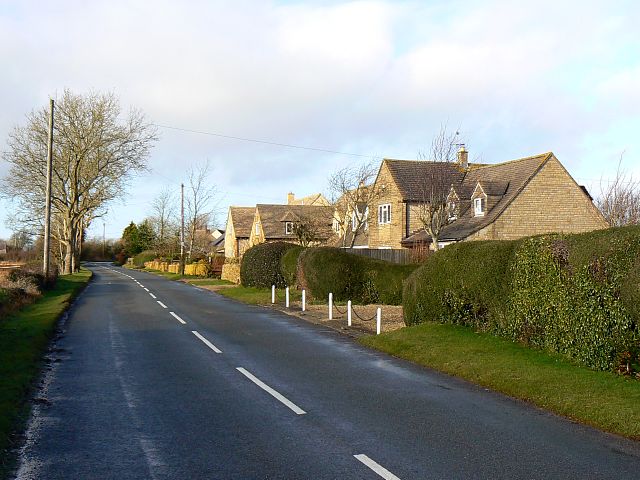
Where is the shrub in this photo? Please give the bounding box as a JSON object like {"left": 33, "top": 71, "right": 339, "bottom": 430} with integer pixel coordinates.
{"left": 280, "top": 246, "right": 305, "bottom": 287}
{"left": 240, "top": 242, "right": 298, "bottom": 288}
{"left": 403, "top": 226, "right": 640, "bottom": 372}
{"left": 299, "top": 247, "right": 418, "bottom": 305}
{"left": 132, "top": 250, "right": 157, "bottom": 268}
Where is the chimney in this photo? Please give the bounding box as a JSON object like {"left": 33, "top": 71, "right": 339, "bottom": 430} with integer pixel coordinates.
{"left": 457, "top": 145, "right": 468, "bottom": 170}
{"left": 287, "top": 192, "right": 295, "bottom": 204}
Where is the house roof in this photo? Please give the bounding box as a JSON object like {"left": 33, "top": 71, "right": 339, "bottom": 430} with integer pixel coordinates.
{"left": 402, "top": 152, "right": 552, "bottom": 244}
{"left": 256, "top": 204, "right": 334, "bottom": 240}
{"left": 288, "top": 192, "right": 330, "bottom": 206}
{"left": 383, "top": 160, "right": 467, "bottom": 202}
{"left": 229, "top": 207, "right": 255, "bottom": 238}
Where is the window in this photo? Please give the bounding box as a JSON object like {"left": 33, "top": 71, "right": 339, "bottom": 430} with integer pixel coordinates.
{"left": 474, "top": 197, "right": 485, "bottom": 216}
{"left": 285, "top": 221, "right": 294, "bottom": 235}
{"left": 378, "top": 204, "right": 391, "bottom": 224}
{"left": 448, "top": 201, "right": 458, "bottom": 221}
{"left": 255, "top": 223, "right": 260, "bottom": 235}
{"left": 333, "top": 218, "right": 341, "bottom": 234}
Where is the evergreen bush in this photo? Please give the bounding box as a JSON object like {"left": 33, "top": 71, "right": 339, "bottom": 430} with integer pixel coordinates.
{"left": 240, "top": 242, "right": 298, "bottom": 288}
{"left": 403, "top": 226, "right": 640, "bottom": 372}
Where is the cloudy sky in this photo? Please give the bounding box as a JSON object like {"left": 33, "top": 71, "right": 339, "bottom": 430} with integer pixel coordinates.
{"left": 1, "top": 0, "right": 638, "bottom": 241}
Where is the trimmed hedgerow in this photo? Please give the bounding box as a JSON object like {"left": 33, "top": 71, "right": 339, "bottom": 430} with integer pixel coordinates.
{"left": 132, "top": 250, "right": 157, "bottom": 268}
{"left": 240, "top": 242, "right": 298, "bottom": 288}
{"left": 280, "top": 245, "right": 305, "bottom": 288}
{"left": 403, "top": 226, "right": 640, "bottom": 372}
{"left": 299, "top": 247, "right": 418, "bottom": 305}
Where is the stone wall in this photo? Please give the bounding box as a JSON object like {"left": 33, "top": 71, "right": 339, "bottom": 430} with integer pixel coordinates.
{"left": 221, "top": 262, "right": 241, "bottom": 284}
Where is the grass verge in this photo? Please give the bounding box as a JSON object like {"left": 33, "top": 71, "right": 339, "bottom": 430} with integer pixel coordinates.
{"left": 218, "top": 286, "right": 304, "bottom": 305}
{"left": 360, "top": 322, "right": 640, "bottom": 439}
{"left": 0, "top": 269, "right": 92, "bottom": 476}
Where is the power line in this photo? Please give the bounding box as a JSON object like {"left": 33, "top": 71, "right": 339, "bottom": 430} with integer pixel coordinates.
{"left": 153, "top": 123, "right": 383, "bottom": 159}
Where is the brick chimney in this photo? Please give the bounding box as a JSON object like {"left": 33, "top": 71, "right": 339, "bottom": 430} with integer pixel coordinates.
{"left": 457, "top": 145, "right": 468, "bottom": 170}
{"left": 287, "top": 192, "right": 295, "bottom": 204}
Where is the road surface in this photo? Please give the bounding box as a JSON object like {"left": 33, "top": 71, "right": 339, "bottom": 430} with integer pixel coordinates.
{"left": 14, "top": 264, "right": 640, "bottom": 479}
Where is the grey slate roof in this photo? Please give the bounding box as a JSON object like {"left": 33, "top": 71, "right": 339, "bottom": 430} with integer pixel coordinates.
{"left": 256, "top": 204, "right": 334, "bottom": 240}
{"left": 229, "top": 207, "right": 255, "bottom": 238}
{"left": 401, "top": 153, "right": 552, "bottom": 244}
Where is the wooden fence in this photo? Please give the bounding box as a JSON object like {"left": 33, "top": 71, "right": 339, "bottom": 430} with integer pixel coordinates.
{"left": 344, "top": 248, "right": 415, "bottom": 265}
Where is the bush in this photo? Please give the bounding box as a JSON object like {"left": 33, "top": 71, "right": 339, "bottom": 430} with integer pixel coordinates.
{"left": 240, "top": 242, "right": 299, "bottom": 288}
{"left": 403, "top": 226, "right": 640, "bottom": 372}
{"left": 280, "top": 246, "right": 305, "bottom": 287}
{"left": 300, "top": 247, "right": 418, "bottom": 305}
{"left": 132, "top": 250, "right": 157, "bottom": 268}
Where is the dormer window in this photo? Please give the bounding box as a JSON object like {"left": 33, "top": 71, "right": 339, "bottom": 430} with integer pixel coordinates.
{"left": 447, "top": 201, "right": 458, "bottom": 221}
{"left": 285, "top": 221, "right": 294, "bottom": 235}
{"left": 255, "top": 223, "right": 260, "bottom": 235}
{"left": 474, "top": 197, "right": 486, "bottom": 216}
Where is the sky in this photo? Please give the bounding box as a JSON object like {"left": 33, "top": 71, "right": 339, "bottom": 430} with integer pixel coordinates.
{"left": 0, "top": 0, "right": 639, "bottom": 241}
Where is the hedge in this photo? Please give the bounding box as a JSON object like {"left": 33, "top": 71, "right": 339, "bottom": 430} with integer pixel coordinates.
{"left": 240, "top": 242, "right": 299, "bottom": 288}
{"left": 299, "top": 247, "right": 418, "bottom": 305}
{"left": 280, "top": 245, "right": 305, "bottom": 287}
{"left": 403, "top": 226, "right": 640, "bottom": 372}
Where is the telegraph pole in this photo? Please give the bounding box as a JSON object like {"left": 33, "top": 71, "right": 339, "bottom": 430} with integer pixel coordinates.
{"left": 179, "top": 183, "right": 185, "bottom": 275}
{"left": 102, "top": 222, "right": 106, "bottom": 259}
{"left": 43, "top": 98, "right": 54, "bottom": 278}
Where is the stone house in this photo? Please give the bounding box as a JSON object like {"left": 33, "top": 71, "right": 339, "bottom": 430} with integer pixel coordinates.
{"left": 287, "top": 192, "right": 330, "bottom": 206}
{"left": 223, "top": 207, "right": 255, "bottom": 259}
{"left": 369, "top": 150, "right": 608, "bottom": 249}
{"left": 250, "top": 204, "right": 335, "bottom": 247}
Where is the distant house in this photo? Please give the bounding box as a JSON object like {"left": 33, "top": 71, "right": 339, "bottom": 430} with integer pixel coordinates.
{"left": 249, "top": 204, "right": 335, "bottom": 247}
{"left": 368, "top": 150, "right": 608, "bottom": 249}
{"left": 211, "top": 229, "right": 225, "bottom": 255}
{"left": 286, "top": 192, "right": 330, "bottom": 206}
{"left": 223, "top": 207, "right": 255, "bottom": 259}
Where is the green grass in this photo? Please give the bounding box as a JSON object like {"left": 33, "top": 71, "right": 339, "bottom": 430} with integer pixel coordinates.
{"left": 186, "top": 279, "right": 233, "bottom": 286}
{"left": 0, "top": 269, "right": 92, "bottom": 476}
{"left": 360, "top": 322, "right": 640, "bottom": 439}
{"left": 218, "top": 286, "right": 304, "bottom": 305}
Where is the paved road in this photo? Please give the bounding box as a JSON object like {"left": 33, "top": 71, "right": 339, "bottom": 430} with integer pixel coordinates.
{"left": 14, "top": 264, "right": 640, "bottom": 479}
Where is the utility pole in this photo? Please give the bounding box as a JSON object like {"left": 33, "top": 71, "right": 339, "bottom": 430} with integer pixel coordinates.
{"left": 102, "top": 222, "right": 106, "bottom": 259}
{"left": 179, "top": 183, "right": 185, "bottom": 275}
{"left": 43, "top": 98, "right": 54, "bottom": 278}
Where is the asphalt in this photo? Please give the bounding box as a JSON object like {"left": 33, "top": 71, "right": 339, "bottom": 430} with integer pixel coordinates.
{"left": 13, "top": 263, "right": 640, "bottom": 479}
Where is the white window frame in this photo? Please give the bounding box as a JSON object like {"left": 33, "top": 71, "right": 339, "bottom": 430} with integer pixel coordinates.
{"left": 255, "top": 223, "right": 260, "bottom": 235}
{"left": 474, "top": 197, "right": 485, "bottom": 217}
{"left": 378, "top": 204, "right": 392, "bottom": 224}
{"left": 285, "top": 221, "right": 294, "bottom": 235}
{"left": 448, "top": 201, "right": 457, "bottom": 221}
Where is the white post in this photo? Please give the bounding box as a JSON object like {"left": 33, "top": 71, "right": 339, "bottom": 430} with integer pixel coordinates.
{"left": 376, "top": 307, "right": 382, "bottom": 335}
{"left": 347, "top": 300, "right": 352, "bottom": 327}
{"left": 272, "top": 285, "right": 275, "bottom": 304}
{"left": 329, "top": 293, "right": 333, "bottom": 320}
{"left": 286, "top": 287, "right": 290, "bottom": 308}
{"left": 302, "top": 289, "right": 306, "bottom": 312}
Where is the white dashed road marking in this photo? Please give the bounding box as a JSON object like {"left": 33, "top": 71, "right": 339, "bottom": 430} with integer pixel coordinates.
{"left": 236, "top": 367, "right": 306, "bottom": 415}
{"left": 157, "top": 301, "right": 167, "bottom": 309}
{"left": 354, "top": 455, "right": 402, "bottom": 480}
{"left": 149, "top": 293, "right": 157, "bottom": 299}
{"left": 170, "top": 312, "right": 186, "bottom": 324}
{"left": 192, "top": 331, "right": 222, "bottom": 353}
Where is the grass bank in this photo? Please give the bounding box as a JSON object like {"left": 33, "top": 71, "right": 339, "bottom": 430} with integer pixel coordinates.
{"left": 218, "top": 286, "right": 303, "bottom": 305}
{"left": 361, "top": 322, "right": 640, "bottom": 439}
{"left": 0, "top": 269, "right": 92, "bottom": 476}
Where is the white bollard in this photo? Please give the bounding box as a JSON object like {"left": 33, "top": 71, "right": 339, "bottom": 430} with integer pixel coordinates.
{"left": 302, "top": 289, "right": 306, "bottom": 312}
{"left": 347, "top": 300, "right": 352, "bottom": 327}
{"left": 329, "top": 293, "right": 333, "bottom": 320}
{"left": 286, "top": 287, "right": 290, "bottom": 308}
{"left": 272, "top": 285, "right": 275, "bottom": 304}
{"left": 376, "top": 307, "right": 381, "bottom": 335}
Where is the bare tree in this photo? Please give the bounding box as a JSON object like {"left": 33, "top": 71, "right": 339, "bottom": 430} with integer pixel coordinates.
{"left": 1, "top": 90, "right": 157, "bottom": 273}
{"left": 597, "top": 154, "right": 640, "bottom": 227}
{"left": 149, "top": 187, "right": 178, "bottom": 256}
{"left": 290, "top": 211, "right": 332, "bottom": 247}
{"left": 328, "top": 161, "right": 380, "bottom": 248}
{"left": 416, "top": 126, "right": 461, "bottom": 251}
{"left": 185, "top": 161, "right": 218, "bottom": 260}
